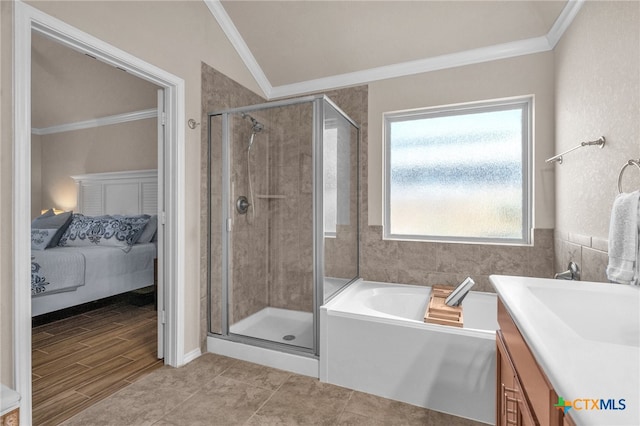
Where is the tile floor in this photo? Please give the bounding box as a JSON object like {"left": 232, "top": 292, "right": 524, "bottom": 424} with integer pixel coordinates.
{"left": 61, "top": 353, "right": 484, "bottom": 425}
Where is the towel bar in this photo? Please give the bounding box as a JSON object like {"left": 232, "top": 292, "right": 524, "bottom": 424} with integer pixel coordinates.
{"left": 546, "top": 136, "right": 605, "bottom": 164}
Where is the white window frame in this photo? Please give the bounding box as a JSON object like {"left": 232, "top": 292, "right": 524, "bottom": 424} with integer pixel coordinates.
{"left": 383, "top": 97, "right": 532, "bottom": 245}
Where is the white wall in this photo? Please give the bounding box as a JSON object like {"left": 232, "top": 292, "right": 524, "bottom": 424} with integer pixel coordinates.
{"left": 368, "top": 52, "right": 556, "bottom": 230}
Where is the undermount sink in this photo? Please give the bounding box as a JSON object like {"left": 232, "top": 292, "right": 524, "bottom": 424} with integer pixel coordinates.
{"left": 528, "top": 284, "right": 640, "bottom": 347}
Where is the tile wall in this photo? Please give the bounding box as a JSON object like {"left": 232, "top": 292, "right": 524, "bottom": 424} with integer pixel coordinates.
{"left": 265, "top": 104, "right": 314, "bottom": 313}
{"left": 361, "top": 227, "right": 555, "bottom": 293}
{"left": 554, "top": 230, "right": 609, "bottom": 283}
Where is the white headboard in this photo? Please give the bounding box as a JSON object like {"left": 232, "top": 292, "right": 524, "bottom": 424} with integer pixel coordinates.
{"left": 71, "top": 169, "right": 158, "bottom": 216}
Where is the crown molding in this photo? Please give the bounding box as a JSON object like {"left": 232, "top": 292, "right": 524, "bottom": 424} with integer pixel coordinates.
{"left": 31, "top": 108, "right": 157, "bottom": 135}
{"left": 204, "top": 0, "right": 273, "bottom": 98}
{"left": 269, "top": 36, "right": 553, "bottom": 99}
{"left": 208, "top": 0, "right": 584, "bottom": 100}
{"left": 546, "top": 0, "right": 585, "bottom": 48}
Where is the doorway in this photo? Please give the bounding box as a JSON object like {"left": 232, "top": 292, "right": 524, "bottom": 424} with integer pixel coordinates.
{"left": 13, "top": 3, "right": 186, "bottom": 424}
{"left": 29, "top": 31, "right": 164, "bottom": 424}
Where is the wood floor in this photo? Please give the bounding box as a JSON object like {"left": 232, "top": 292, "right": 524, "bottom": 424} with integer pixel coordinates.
{"left": 31, "top": 296, "right": 163, "bottom": 426}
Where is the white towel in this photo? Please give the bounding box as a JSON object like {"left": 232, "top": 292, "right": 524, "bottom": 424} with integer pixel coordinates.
{"left": 607, "top": 191, "right": 640, "bottom": 285}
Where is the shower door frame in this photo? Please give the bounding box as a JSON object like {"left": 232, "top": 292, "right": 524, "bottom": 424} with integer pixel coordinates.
{"left": 208, "top": 94, "right": 360, "bottom": 358}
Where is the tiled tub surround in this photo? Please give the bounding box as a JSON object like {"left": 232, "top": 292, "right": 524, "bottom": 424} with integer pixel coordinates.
{"left": 554, "top": 230, "right": 609, "bottom": 283}
{"left": 361, "top": 227, "right": 555, "bottom": 293}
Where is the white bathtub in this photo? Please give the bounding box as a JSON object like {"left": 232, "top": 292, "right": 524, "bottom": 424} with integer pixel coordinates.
{"left": 320, "top": 280, "right": 498, "bottom": 424}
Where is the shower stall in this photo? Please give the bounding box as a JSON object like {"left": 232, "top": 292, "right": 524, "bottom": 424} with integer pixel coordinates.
{"left": 207, "top": 95, "right": 359, "bottom": 372}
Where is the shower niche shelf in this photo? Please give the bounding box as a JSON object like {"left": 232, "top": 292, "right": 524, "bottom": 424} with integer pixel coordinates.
{"left": 256, "top": 194, "right": 286, "bottom": 199}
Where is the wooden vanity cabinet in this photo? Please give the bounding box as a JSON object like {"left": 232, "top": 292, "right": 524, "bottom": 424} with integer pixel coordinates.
{"left": 496, "top": 299, "right": 564, "bottom": 426}
{"left": 497, "top": 331, "right": 536, "bottom": 425}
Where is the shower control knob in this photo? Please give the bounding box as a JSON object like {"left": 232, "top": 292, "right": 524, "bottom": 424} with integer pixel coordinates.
{"left": 236, "top": 196, "right": 250, "bottom": 215}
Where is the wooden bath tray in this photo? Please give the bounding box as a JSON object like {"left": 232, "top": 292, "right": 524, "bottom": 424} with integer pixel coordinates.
{"left": 424, "top": 285, "right": 463, "bottom": 328}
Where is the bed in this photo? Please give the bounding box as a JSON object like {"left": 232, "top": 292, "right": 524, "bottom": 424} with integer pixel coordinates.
{"left": 31, "top": 169, "right": 158, "bottom": 317}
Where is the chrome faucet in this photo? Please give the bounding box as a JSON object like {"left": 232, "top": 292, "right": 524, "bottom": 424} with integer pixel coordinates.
{"left": 554, "top": 262, "right": 580, "bottom": 280}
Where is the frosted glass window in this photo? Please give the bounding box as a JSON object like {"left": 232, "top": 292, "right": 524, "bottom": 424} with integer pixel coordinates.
{"left": 384, "top": 98, "right": 531, "bottom": 244}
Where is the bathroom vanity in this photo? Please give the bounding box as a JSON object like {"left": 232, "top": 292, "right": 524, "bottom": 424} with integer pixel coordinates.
{"left": 491, "top": 275, "right": 639, "bottom": 426}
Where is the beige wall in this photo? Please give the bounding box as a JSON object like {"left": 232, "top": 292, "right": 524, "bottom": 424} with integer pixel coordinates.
{"left": 368, "top": 52, "right": 556, "bottom": 230}
{"left": 554, "top": 1, "right": 640, "bottom": 282}
{"left": 36, "top": 120, "right": 158, "bottom": 214}
{"left": 1, "top": 0, "right": 262, "bottom": 387}
{"left": 31, "top": 32, "right": 160, "bottom": 129}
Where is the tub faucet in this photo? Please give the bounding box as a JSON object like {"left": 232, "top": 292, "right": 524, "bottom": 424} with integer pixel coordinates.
{"left": 554, "top": 262, "right": 580, "bottom": 280}
{"left": 445, "top": 277, "right": 476, "bottom": 307}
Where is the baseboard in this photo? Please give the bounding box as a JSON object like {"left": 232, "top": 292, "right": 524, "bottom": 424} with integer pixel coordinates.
{"left": 182, "top": 347, "right": 202, "bottom": 364}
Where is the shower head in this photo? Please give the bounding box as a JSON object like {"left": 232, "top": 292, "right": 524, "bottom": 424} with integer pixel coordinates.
{"left": 242, "top": 112, "right": 264, "bottom": 134}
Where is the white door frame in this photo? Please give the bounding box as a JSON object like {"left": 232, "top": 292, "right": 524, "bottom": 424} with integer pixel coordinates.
{"left": 13, "top": 2, "right": 186, "bottom": 423}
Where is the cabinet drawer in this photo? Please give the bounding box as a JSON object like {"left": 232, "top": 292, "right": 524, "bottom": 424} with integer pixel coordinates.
{"left": 498, "top": 299, "right": 561, "bottom": 426}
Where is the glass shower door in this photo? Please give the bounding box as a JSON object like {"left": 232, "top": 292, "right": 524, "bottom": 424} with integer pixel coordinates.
{"left": 322, "top": 100, "right": 359, "bottom": 301}
{"left": 226, "top": 103, "right": 315, "bottom": 351}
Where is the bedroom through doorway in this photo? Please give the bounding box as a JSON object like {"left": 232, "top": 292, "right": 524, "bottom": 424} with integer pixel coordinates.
{"left": 29, "top": 31, "right": 164, "bottom": 424}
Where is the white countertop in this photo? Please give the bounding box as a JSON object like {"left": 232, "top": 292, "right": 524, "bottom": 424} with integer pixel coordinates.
{"left": 490, "top": 275, "right": 640, "bottom": 426}
{"left": 0, "top": 384, "right": 20, "bottom": 416}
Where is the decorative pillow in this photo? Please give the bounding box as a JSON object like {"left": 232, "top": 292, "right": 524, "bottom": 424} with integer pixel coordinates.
{"left": 31, "top": 228, "right": 57, "bottom": 250}
{"left": 113, "top": 215, "right": 153, "bottom": 245}
{"left": 59, "top": 214, "right": 150, "bottom": 248}
{"left": 136, "top": 215, "right": 158, "bottom": 244}
{"left": 31, "top": 211, "right": 73, "bottom": 248}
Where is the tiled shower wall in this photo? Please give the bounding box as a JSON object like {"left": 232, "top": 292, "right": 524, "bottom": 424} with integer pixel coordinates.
{"left": 227, "top": 110, "right": 271, "bottom": 324}
{"left": 265, "top": 104, "right": 314, "bottom": 313}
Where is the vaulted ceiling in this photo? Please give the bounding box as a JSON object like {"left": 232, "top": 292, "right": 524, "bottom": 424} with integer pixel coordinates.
{"left": 211, "top": 0, "right": 576, "bottom": 98}
{"left": 32, "top": 0, "right": 579, "bottom": 128}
